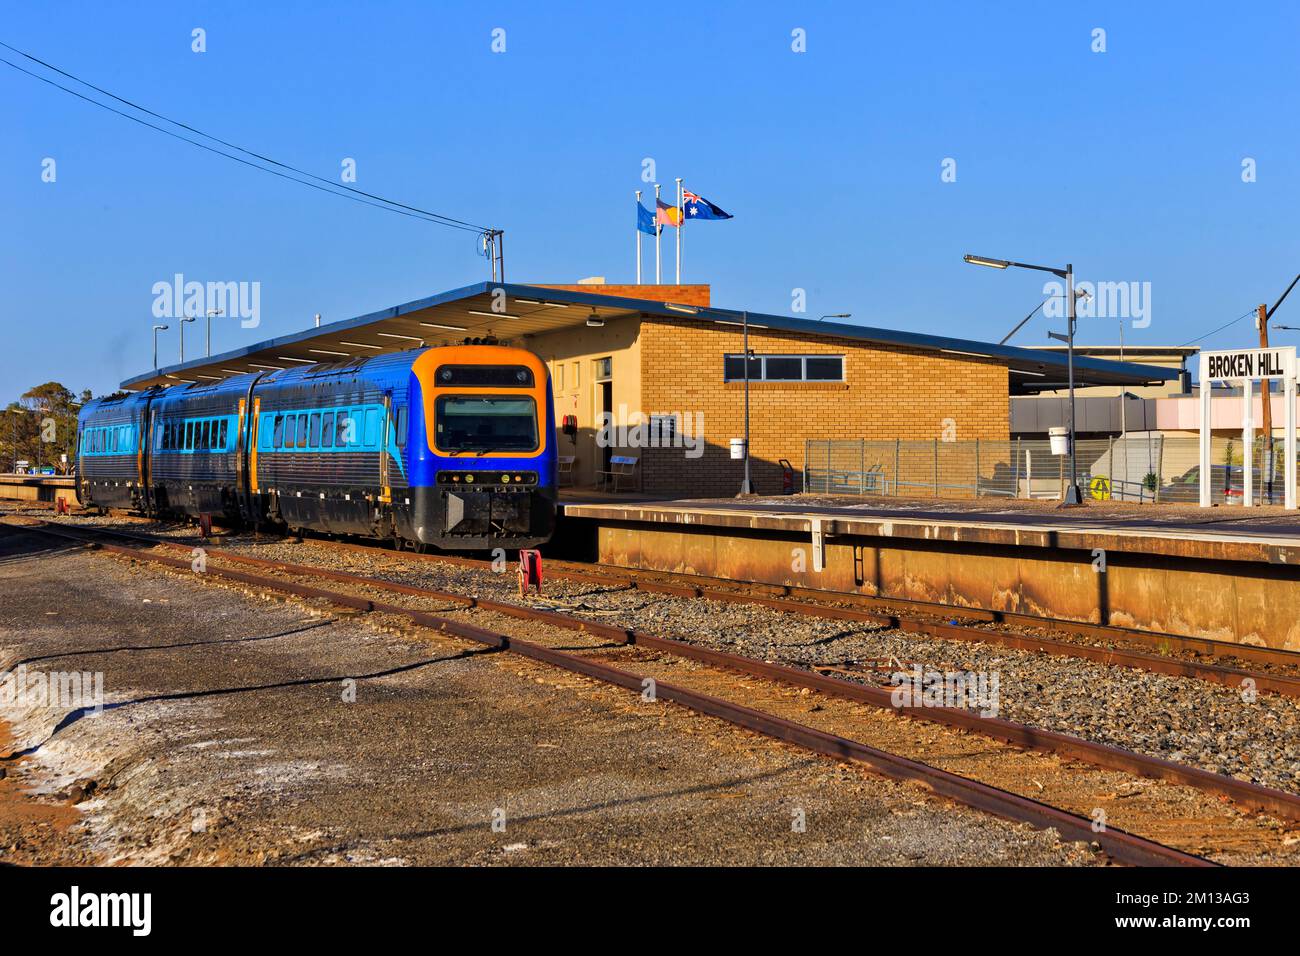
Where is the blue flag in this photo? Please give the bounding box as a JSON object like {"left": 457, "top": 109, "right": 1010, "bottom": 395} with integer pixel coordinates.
{"left": 683, "top": 190, "right": 733, "bottom": 221}
{"left": 637, "top": 201, "right": 657, "bottom": 235}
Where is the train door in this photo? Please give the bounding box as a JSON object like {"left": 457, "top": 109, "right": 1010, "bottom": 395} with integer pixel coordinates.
{"left": 379, "top": 393, "right": 392, "bottom": 506}
{"left": 237, "top": 374, "right": 267, "bottom": 523}
{"left": 141, "top": 400, "right": 155, "bottom": 514}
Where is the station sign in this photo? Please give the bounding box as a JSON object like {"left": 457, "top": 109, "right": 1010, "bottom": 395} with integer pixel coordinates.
{"left": 1202, "top": 346, "right": 1295, "bottom": 381}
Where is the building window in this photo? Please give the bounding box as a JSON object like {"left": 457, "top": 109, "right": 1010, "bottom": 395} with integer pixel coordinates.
{"left": 553, "top": 364, "right": 563, "bottom": 390}
{"left": 594, "top": 357, "right": 612, "bottom": 381}
{"left": 723, "top": 354, "right": 844, "bottom": 382}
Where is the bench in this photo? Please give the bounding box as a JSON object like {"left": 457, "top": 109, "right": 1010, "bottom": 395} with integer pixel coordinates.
{"left": 596, "top": 455, "right": 639, "bottom": 492}
{"left": 557, "top": 455, "right": 576, "bottom": 487}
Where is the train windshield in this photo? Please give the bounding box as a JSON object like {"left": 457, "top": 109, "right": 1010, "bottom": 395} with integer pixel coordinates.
{"left": 435, "top": 395, "right": 538, "bottom": 453}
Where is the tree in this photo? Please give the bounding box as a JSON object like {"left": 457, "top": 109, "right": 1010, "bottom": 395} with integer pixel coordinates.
{"left": 5, "top": 382, "right": 88, "bottom": 474}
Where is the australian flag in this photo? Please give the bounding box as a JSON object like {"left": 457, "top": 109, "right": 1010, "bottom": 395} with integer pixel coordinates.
{"left": 683, "top": 189, "right": 733, "bottom": 221}
{"left": 637, "top": 200, "right": 657, "bottom": 235}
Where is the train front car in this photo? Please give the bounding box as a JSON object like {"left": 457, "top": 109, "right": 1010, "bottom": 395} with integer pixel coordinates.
{"left": 408, "top": 345, "right": 556, "bottom": 550}
{"left": 77, "top": 390, "right": 156, "bottom": 512}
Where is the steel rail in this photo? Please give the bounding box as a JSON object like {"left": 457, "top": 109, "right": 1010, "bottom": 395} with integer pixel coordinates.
{"left": 15, "top": 517, "right": 1300, "bottom": 823}
{"left": 3, "top": 520, "right": 1213, "bottom": 867}
{"left": 310, "top": 536, "right": 1300, "bottom": 688}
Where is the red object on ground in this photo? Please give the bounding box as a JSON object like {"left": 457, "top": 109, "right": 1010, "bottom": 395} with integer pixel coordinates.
{"left": 199, "top": 513, "right": 212, "bottom": 539}
{"left": 518, "top": 549, "right": 543, "bottom": 596}
{"left": 55, "top": 497, "right": 68, "bottom": 515}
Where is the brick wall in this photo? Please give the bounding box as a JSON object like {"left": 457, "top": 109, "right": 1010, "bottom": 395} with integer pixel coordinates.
{"left": 536, "top": 284, "right": 711, "bottom": 307}
{"left": 638, "top": 317, "right": 1010, "bottom": 497}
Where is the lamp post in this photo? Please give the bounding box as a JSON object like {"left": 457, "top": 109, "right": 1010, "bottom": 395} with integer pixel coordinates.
{"left": 179, "top": 315, "right": 196, "bottom": 363}
{"left": 965, "top": 253, "right": 1084, "bottom": 505}
{"left": 205, "top": 309, "right": 222, "bottom": 357}
{"left": 153, "top": 324, "right": 169, "bottom": 369}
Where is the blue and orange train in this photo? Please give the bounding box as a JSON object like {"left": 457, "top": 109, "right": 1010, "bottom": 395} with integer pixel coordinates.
{"left": 76, "top": 344, "right": 557, "bottom": 550}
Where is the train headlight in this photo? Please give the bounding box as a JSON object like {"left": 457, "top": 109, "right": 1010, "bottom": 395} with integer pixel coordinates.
{"left": 465, "top": 474, "right": 474, "bottom": 483}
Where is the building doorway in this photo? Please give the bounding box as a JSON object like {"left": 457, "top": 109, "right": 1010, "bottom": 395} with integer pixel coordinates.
{"left": 595, "top": 357, "right": 613, "bottom": 473}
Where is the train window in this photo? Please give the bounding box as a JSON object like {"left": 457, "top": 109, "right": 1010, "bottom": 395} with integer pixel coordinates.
{"left": 394, "top": 406, "right": 407, "bottom": 448}
{"left": 201, "top": 421, "right": 211, "bottom": 450}
{"left": 219, "top": 420, "right": 228, "bottom": 450}
{"left": 308, "top": 413, "right": 321, "bottom": 447}
{"left": 182, "top": 421, "right": 191, "bottom": 450}
{"left": 283, "top": 415, "right": 296, "bottom": 449}
{"left": 336, "top": 412, "right": 352, "bottom": 446}
{"left": 434, "top": 396, "right": 539, "bottom": 453}
{"left": 321, "top": 412, "right": 334, "bottom": 448}
{"left": 364, "top": 409, "right": 379, "bottom": 448}
{"left": 297, "top": 413, "right": 308, "bottom": 448}
{"left": 272, "top": 415, "right": 284, "bottom": 449}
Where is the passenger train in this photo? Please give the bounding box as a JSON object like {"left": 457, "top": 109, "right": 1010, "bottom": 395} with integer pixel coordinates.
{"left": 76, "top": 345, "right": 557, "bottom": 550}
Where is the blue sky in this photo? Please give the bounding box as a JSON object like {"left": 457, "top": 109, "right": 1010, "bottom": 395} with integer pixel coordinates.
{"left": 3, "top": 0, "right": 1299, "bottom": 401}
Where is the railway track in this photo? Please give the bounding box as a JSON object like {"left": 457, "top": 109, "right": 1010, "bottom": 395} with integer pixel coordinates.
{"left": 11, "top": 515, "right": 1300, "bottom": 866}
{"left": 19, "top": 500, "right": 1300, "bottom": 684}
{"left": 306, "top": 534, "right": 1300, "bottom": 695}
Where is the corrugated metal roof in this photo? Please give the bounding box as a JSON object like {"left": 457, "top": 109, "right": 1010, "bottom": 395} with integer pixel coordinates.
{"left": 122, "top": 281, "right": 1180, "bottom": 393}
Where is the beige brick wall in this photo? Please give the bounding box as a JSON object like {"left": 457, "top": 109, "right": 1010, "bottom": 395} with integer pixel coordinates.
{"left": 638, "top": 317, "right": 1009, "bottom": 497}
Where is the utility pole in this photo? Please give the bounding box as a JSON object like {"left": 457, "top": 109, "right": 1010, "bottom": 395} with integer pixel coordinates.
{"left": 1258, "top": 303, "right": 1275, "bottom": 503}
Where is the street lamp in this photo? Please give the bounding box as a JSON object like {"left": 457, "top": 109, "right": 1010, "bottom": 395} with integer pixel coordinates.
{"left": 966, "top": 253, "right": 1084, "bottom": 506}
{"left": 179, "top": 315, "right": 196, "bottom": 363}
{"left": 817, "top": 313, "right": 852, "bottom": 322}
{"left": 205, "top": 309, "right": 223, "bottom": 357}
{"left": 153, "top": 324, "right": 169, "bottom": 369}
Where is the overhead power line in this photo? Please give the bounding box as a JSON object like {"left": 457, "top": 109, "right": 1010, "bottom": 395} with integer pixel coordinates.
{"left": 1179, "top": 309, "right": 1255, "bottom": 347}
{"left": 0, "top": 39, "right": 492, "bottom": 235}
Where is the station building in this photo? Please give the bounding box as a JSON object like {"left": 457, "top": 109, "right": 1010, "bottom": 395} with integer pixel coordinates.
{"left": 124, "top": 280, "right": 1177, "bottom": 497}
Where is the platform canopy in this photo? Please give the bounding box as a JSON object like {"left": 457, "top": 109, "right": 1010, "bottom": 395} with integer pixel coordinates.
{"left": 121, "top": 281, "right": 1179, "bottom": 394}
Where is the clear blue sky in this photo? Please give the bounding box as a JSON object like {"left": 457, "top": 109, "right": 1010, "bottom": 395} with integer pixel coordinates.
{"left": 3, "top": 0, "right": 1298, "bottom": 401}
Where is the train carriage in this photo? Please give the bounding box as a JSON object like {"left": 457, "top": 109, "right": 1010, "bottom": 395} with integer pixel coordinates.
{"left": 149, "top": 376, "right": 247, "bottom": 522}
{"left": 76, "top": 343, "right": 557, "bottom": 551}
{"left": 77, "top": 390, "right": 156, "bottom": 512}
{"left": 251, "top": 351, "right": 414, "bottom": 540}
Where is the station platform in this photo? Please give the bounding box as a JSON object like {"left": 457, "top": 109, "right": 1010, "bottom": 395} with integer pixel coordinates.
{"left": 556, "top": 494, "right": 1300, "bottom": 650}
{"left": 0, "top": 474, "right": 77, "bottom": 505}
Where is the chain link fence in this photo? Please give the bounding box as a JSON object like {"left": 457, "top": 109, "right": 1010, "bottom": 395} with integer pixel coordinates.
{"left": 804, "top": 435, "right": 1299, "bottom": 505}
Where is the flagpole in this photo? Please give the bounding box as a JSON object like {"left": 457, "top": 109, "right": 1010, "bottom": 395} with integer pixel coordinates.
{"left": 654, "top": 183, "right": 662, "bottom": 284}
{"left": 675, "top": 177, "right": 683, "bottom": 284}
{"left": 635, "top": 189, "right": 642, "bottom": 285}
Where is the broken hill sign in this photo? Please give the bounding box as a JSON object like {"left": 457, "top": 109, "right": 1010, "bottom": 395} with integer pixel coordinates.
{"left": 1198, "top": 346, "right": 1297, "bottom": 509}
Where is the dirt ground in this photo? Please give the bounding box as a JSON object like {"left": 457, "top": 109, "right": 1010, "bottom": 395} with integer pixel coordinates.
{"left": 0, "top": 525, "right": 1101, "bottom": 866}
